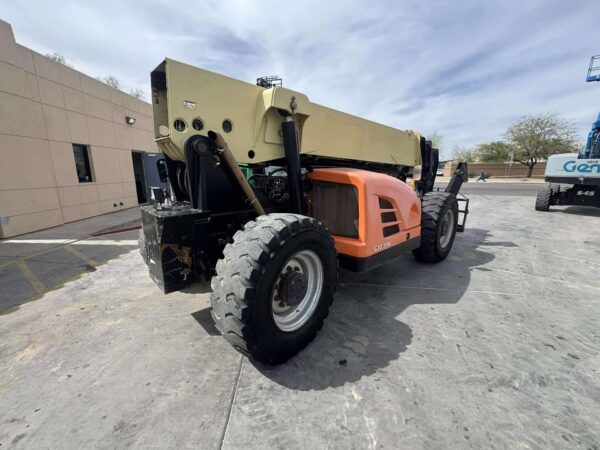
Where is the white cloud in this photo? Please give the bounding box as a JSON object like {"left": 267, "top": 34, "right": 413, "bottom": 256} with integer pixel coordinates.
{"left": 3, "top": 0, "right": 598, "bottom": 159}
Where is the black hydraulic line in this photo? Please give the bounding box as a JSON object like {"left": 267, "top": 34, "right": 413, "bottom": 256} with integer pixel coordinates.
{"left": 281, "top": 119, "right": 304, "bottom": 214}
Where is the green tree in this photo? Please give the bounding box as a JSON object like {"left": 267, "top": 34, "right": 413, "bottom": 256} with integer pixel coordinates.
{"left": 452, "top": 145, "right": 477, "bottom": 163}
{"left": 475, "top": 141, "right": 514, "bottom": 162}
{"left": 505, "top": 113, "right": 578, "bottom": 177}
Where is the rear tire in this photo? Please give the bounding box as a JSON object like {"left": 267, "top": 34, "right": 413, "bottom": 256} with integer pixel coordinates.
{"left": 210, "top": 214, "right": 337, "bottom": 364}
{"left": 413, "top": 192, "right": 458, "bottom": 263}
{"left": 535, "top": 184, "right": 552, "bottom": 211}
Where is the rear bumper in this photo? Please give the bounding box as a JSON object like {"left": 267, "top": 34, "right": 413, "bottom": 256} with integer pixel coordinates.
{"left": 140, "top": 205, "right": 205, "bottom": 293}
{"left": 139, "top": 204, "right": 256, "bottom": 293}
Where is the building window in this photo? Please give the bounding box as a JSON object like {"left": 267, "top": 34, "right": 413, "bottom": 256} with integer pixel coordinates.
{"left": 73, "top": 144, "right": 93, "bottom": 183}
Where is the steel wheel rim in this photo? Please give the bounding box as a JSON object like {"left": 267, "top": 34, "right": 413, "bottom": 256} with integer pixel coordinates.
{"left": 271, "top": 250, "right": 324, "bottom": 332}
{"left": 439, "top": 209, "right": 455, "bottom": 249}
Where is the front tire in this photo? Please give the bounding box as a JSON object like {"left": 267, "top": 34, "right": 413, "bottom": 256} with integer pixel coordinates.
{"left": 535, "top": 184, "right": 552, "bottom": 211}
{"left": 413, "top": 192, "right": 459, "bottom": 262}
{"left": 210, "top": 214, "right": 337, "bottom": 364}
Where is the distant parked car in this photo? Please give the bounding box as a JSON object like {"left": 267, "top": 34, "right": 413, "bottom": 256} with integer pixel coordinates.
{"left": 436, "top": 168, "right": 444, "bottom": 176}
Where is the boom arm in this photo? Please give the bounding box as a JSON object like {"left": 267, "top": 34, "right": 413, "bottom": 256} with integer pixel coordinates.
{"left": 151, "top": 58, "right": 422, "bottom": 168}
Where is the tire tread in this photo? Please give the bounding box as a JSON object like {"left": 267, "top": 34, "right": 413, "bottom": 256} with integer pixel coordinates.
{"left": 413, "top": 192, "right": 458, "bottom": 263}
{"left": 210, "top": 213, "right": 337, "bottom": 364}
{"left": 535, "top": 184, "right": 552, "bottom": 211}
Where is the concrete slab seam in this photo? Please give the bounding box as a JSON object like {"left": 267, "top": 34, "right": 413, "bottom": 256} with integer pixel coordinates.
{"left": 490, "top": 267, "right": 600, "bottom": 291}
{"left": 219, "top": 356, "right": 244, "bottom": 450}
{"left": 340, "top": 282, "right": 526, "bottom": 297}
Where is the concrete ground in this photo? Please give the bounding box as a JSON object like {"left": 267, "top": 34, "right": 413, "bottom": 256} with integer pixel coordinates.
{"left": 0, "top": 208, "right": 141, "bottom": 312}
{"left": 437, "top": 177, "right": 546, "bottom": 184}
{"left": 437, "top": 181, "right": 542, "bottom": 197}
{"left": 1, "top": 191, "right": 599, "bottom": 449}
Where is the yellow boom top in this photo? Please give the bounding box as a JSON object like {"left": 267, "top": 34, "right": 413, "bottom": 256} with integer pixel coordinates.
{"left": 151, "top": 58, "right": 422, "bottom": 167}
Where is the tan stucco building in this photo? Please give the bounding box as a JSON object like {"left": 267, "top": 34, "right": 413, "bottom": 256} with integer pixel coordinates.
{"left": 0, "top": 20, "right": 160, "bottom": 238}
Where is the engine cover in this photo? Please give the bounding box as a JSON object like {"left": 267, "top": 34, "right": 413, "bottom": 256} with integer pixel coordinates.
{"left": 308, "top": 168, "right": 422, "bottom": 272}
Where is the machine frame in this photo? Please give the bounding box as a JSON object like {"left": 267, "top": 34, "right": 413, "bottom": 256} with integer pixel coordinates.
{"left": 139, "top": 59, "right": 469, "bottom": 363}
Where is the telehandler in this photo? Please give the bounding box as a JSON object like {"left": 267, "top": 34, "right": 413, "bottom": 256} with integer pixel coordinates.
{"left": 140, "top": 59, "right": 469, "bottom": 364}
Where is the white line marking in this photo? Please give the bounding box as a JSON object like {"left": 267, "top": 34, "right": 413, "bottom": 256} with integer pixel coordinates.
{"left": 72, "top": 240, "right": 138, "bottom": 246}
{"left": 3, "top": 239, "right": 138, "bottom": 246}
{"left": 3, "top": 239, "right": 77, "bottom": 244}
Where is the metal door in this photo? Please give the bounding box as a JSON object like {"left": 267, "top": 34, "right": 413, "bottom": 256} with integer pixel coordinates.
{"left": 142, "top": 153, "right": 168, "bottom": 200}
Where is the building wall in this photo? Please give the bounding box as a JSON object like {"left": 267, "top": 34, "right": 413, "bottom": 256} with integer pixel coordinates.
{"left": 0, "top": 20, "right": 159, "bottom": 238}
{"left": 443, "top": 161, "right": 547, "bottom": 178}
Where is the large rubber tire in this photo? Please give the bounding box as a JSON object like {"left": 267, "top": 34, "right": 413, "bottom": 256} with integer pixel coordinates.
{"left": 210, "top": 213, "right": 337, "bottom": 364}
{"left": 535, "top": 184, "right": 552, "bottom": 211}
{"left": 413, "top": 192, "right": 459, "bottom": 263}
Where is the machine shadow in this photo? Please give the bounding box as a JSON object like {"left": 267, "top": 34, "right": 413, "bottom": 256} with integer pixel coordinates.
{"left": 253, "top": 228, "right": 496, "bottom": 391}
{"left": 191, "top": 307, "right": 220, "bottom": 336}
{"left": 548, "top": 206, "right": 600, "bottom": 217}
{"left": 182, "top": 281, "right": 212, "bottom": 295}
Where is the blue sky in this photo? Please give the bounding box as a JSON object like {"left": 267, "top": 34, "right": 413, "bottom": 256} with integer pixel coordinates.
{"left": 2, "top": 0, "right": 599, "bottom": 159}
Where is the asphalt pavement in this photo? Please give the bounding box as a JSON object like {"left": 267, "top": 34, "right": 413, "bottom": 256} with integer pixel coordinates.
{"left": 0, "top": 208, "right": 141, "bottom": 313}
